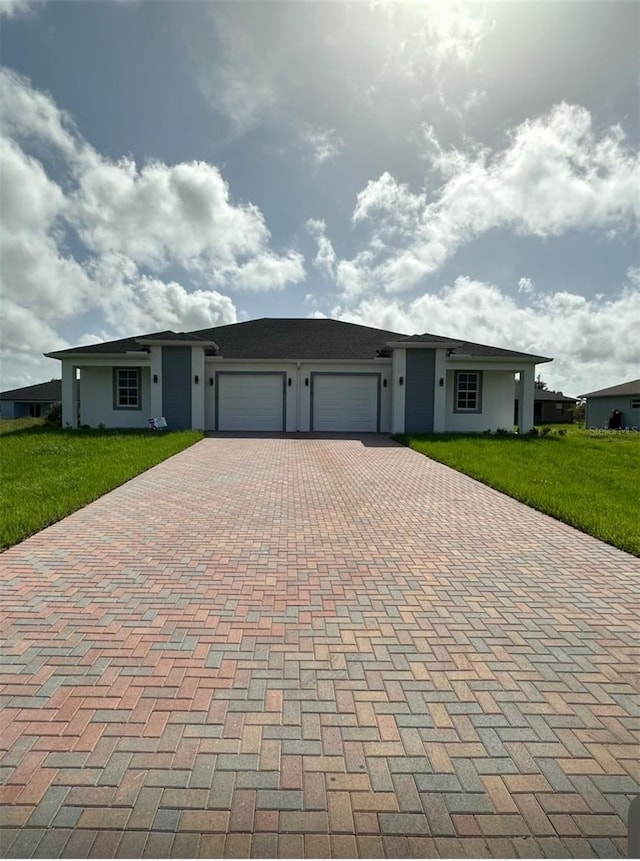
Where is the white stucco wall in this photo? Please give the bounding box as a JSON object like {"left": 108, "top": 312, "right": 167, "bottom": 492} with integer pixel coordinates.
{"left": 80, "top": 366, "right": 151, "bottom": 428}
{"left": 445, "top": 369, "right": 515, "bottom": 432}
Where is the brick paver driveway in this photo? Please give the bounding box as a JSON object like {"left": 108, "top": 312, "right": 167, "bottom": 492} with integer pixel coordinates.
{"left": 1, "top": 436, "right": 639, "bottom": 858}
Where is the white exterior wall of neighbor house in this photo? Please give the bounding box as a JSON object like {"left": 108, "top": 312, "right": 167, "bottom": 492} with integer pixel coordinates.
{"left": 80, "top": 366, "right": 151, "bottom": 428}
{"left": 444, "top": 369, "right": 516, "bottom": 432}
{"left": 204, "top": 359, "right": 392, "bottom": 432}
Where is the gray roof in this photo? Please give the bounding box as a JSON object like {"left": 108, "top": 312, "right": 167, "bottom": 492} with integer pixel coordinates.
{"left": 190, "top": 319, "right": 404, "bottom": 360}
{"left": 579, "top": 379, "right": 640, "bottom": 399}
{"left": 47, "top": 318, "right": 551, "bottom": 363}
{"left": 524, "top": 388, "right": 577, "bottom": 403}
{"left": 1, "top": 379, "right": 61, "bottom": 402}
{"left": 137, "top": 331, "right": 215, "bottom": 343}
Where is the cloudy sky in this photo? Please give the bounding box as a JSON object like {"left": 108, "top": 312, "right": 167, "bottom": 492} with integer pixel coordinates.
{"left": 1, "top": 0, "right": 638, "bottom": 395}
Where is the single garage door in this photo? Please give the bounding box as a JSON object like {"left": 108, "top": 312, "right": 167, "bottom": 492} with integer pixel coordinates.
{"left": 217, "top": 373, "right": 285, "bottom": 431}
{"left": 311, "top": 373, "right": 379, "bottom": 432}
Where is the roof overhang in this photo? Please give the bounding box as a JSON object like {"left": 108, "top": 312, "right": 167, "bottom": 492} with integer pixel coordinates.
{"left": 447, "top": 354, "right": 552, "bottom": 364}
{"left": 44, "top": 351, "right": 151, "bottom": 360}
{"left": 385, "top": 340, "right": 462, "bottom": 350}
{"left": 136, "top": 338, "right": 218, "bottom": 349}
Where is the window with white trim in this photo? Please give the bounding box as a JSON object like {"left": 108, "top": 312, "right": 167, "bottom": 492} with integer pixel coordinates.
{"left": 455, "top": 371, "right": 482, "bottom": 412}
{"left": 631, "top": 398, "right": 640, "bottom": 409}
{"left": 114, "top": 368, "right": 141, "bottom": 409}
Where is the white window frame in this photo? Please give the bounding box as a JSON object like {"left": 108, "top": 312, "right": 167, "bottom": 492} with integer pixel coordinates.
{"left": 454, "top": 371, "right": 482, "bottom": 413}
{"left": 114, "top": 367, "right": 141, "bottom": 410}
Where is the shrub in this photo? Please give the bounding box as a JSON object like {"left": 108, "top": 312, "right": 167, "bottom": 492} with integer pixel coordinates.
{"left": 45, "top": 401, "right": 62, "bottom": 426}
{"left": 540, "top": 426, "right": 552, "bottom": 436}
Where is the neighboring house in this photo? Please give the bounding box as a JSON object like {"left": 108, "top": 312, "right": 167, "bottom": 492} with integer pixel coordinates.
{"left": 45, "top": 318, "right": 551, "bottom": 434}
{"left": 579, "top": 379, "right": 640, "bottom": 429}
{"left": 0, "top": 379, "right": 61, "bottom": 419}
{"left": 513, "top": 387, "right": 577, "bottom": 425}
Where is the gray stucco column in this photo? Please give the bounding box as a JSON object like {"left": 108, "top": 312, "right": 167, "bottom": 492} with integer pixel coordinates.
{"left": 61, "top": 360, "right": 78, "bottom": 428}
{"left": 517, "top": 365, "right": 535, "bottom": 433}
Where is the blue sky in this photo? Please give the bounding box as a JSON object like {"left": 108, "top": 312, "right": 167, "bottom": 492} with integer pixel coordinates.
{"left": 1, "top": 0, "right": 638, "bottom": 395}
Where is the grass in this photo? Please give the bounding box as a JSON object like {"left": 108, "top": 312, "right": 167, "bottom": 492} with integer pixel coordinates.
{"left": 395, "top": 424, "right": 640, "bottom": 557}
{"left": 0, "top": 419, "right": 204, "bottom": 549}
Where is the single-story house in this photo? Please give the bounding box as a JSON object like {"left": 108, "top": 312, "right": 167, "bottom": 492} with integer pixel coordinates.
{"left": 45, "top": 318, "right": 551, "bottom": 434}
{"left": 579, "top": 379, "right": 640, "bottom": 429}
{"left": 513, "top": 387, "right": 577, "bottom": 425}
{"left": 0, "top": 379, "right": 61, "bottom": 419}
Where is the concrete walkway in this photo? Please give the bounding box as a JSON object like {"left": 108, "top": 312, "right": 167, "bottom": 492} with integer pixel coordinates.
{"left": 1, "top": 436, "right": 638, "bottom": 858}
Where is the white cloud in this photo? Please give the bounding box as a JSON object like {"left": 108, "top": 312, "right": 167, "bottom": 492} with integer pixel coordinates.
{"left": 89, "top": 254, "right": 237, "bottom": 334}
{"left": 0, "top": 137, "right": 92, "bottom": 318}
{"left": 518, "top": 277, "right": 535, "bottom": 295}
{"left": 0, "top": 67, "right": 306, "bottom": 388}
{"left": 72, "top": 157, "right": 270, "bottom": 269}
{"left": 0, "top": 68, "right": 79, "bottom": 158}
{"left": 332, "top": 273, "right": 640, "bottom": 397}
{"left": 0, "top": 0, "right": 41, "bottom": 18}
{"left": 300, "top": 125, "right": 343, "bottom": 167}
{"left": 0, "top": 300, "right": 70, "bottom": 389}
{"left": 191, "top": 1, "right": 492, "bottom": 157}
{"left": 220, "top": 251, "right": 305, "bottom": 293}
{"left": 306, "top": 219, "right": 336, "bottom": 277}
{"left": 340, "top": 104, "right": 640, "bottom": 294}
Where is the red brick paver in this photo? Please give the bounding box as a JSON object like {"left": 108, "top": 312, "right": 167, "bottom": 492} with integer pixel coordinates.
{"left": 1, "top": 436, "right": 638, "bottom": 858}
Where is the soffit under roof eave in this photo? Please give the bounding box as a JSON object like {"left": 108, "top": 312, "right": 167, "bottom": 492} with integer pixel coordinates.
{"left": 44, "top": 351, "right": 151, "bottom": 361}
{"left": 204, "top": 356, "right": 393, "bottom": 364}
{"left": 135, "top": 338, "right": 218, "bottom": 349}
{"left": 385, "top": 340, "right": 462, "bottom": 350}
{"left": 446, "top": 354, "right": 553, "bottom": 364}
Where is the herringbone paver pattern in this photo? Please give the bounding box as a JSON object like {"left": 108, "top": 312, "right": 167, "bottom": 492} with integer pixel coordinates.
{"left": 1, "top": 436, "right": 638, "bottom": 858}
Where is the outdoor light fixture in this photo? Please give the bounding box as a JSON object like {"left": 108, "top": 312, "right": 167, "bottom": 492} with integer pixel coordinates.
{"left": 439, "top": 377, "right": 444, "bottom": 387}
{"left": 288, "top": 378, "right": 292, "bottom": 386}
{"left": 209, "top": 377, "right": 214, "bottom": 386}
{"left": 153, "top": 374, "right": 158, "bottom": 384}
{"left": 305, "top": 378, "right": 309, "bottom": 386}
{"left": 383, "top": 379, "right": 387, "bottom": 387}
{"left": 194, "top": 375, "right": 199, "bottom": 384}
{"left": 399, "top": 376, "right": 404, "bottom": 385}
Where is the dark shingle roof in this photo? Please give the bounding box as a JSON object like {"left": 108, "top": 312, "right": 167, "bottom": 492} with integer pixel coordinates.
{"left": 533, "top": 389, "right": 577, "bottom": 403}
{"left": 1, "top": 379, "right": 61, "bottom": 402}
{"left": 579, "top": 379, "right": 640, "bottom": 398}
{"left": 189, "top": 318, "right": 405, "bottom": 359}
{"left": 46, "top": 318, "right": 551, "bottom": 363}
{"left": 47, "top": 335, "right": 150, "bottom": 356}
{"left": 137, "top": 331, "right": 215, "bottom": 343}
{"left": 396, "top": 332, "right": 551, "bottom": 362}
{"left": 446, "top": 338, "right": 551, "bottom": 362}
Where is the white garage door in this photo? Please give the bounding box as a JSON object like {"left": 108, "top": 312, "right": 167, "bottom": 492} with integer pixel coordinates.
{"left": 217, "top": 373, "right": 284, "bottom": 431}
{"left": 312, "top": 374, "right": 379, "bottom": 432}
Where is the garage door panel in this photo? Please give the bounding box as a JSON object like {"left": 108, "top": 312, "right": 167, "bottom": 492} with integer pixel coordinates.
{"left": 217, "top": 374, "right": 284, "bottom": 431}
{"left": 312, "top": 374, "right": 379, "bottom": 432}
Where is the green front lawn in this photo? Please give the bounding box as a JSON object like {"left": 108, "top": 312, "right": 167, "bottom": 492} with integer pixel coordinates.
{"left": 0, "top": 420, "right": 204, "bottom": 549}
{"left": 395, "top": 425, "right": 640, "bottom": 557}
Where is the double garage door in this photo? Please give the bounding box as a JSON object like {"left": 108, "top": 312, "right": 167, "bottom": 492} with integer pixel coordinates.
{"left": 216, "top": 372, "right": 379, "bottom": 432}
